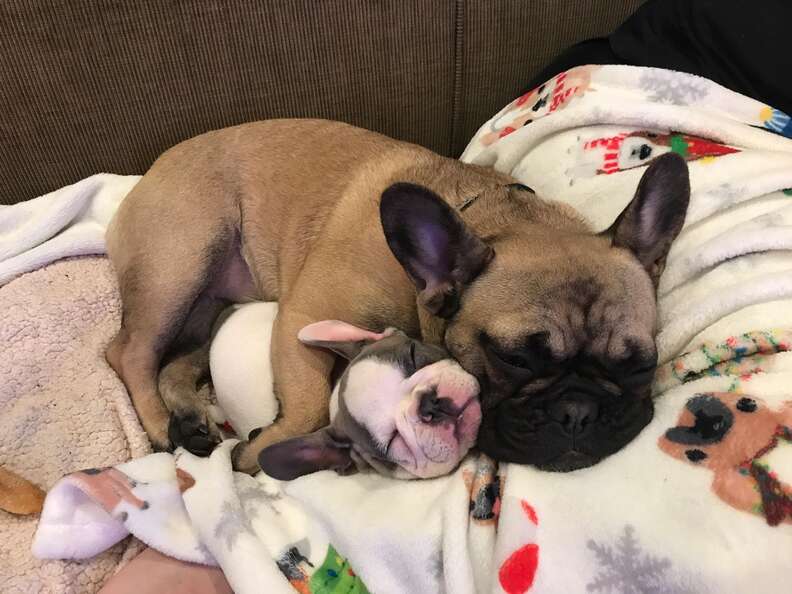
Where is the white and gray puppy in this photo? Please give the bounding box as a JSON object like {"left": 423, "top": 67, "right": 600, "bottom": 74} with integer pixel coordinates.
{"left": 210, "top": 304, "right": 481, "bottom": 480}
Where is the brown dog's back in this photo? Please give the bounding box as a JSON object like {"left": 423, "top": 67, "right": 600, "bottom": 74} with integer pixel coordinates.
{"left": 104, "top": 119, "right": 514, "bottom": 461}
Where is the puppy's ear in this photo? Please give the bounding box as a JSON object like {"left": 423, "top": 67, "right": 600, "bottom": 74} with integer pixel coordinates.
{"left": 298, "top": 320, "right": 393, "bottom": 360}
{"left": 257, "top": 428, "right": 353, "bottom": 480}
{"left": 380, "top": 183, "right": 494, "bottom": 318}
{"left": 607, "top": 153, "right": 690, "bottom": 285}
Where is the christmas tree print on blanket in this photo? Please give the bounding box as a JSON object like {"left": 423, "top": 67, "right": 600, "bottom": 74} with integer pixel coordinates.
{"left": 587, "top": 525, "right": 701, "bottom": 594}
{"left": 273, "top": 542, "right": 370, "bottom": 594}
{"left": 309, "top": 544, "right": 370, "bottom": 594}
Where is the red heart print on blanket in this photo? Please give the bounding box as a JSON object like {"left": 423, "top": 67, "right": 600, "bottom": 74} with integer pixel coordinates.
{"left": 499, "top": 543, "right": 539, "bottom": 594}
{"left": 497, "top": 498, "right": 540, "bottom": 593}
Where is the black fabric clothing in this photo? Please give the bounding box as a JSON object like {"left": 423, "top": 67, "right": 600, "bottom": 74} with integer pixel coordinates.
{"left": 523, "top": 0, "right": 792, "bottom": 115}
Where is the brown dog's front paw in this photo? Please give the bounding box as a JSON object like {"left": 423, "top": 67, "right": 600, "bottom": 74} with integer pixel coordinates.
{"left": 141, "top": 419, "right": 173, "bottom": 452}
{"left": 231, "top": 440, "right": 262, "bottom": 475}
{"left": 168, "top": 413, "right": 220, "bottom": 457}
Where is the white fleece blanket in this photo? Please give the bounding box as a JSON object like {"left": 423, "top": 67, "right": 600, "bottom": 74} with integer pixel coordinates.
{"left": 0, "top": 174, "right": 139, "bottom": 286}
{"left": 25, "top": 66, "right": 792, "bottom": 593}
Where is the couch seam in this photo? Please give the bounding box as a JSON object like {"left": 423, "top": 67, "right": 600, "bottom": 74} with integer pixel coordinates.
{"left": 450, "top": 0, "right": 465, "bottom": 157}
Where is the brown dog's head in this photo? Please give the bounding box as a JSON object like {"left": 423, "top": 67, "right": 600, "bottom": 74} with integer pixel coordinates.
{"left": 380, "top": 153, "right": 690, "bottom": 471}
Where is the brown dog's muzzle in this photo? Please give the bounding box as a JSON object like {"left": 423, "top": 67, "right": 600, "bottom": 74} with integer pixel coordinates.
{"left": 476, "top": 369, "right": 655, "bottom": 472}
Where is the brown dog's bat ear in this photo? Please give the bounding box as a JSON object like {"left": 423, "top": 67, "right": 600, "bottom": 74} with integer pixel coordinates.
{"left": 607, "top": 153, "right": 691, "bottom": 285}
{"left": 380, "top": 182, "right": 494, "bottom": 319}
{"left": 257, "top": 428, "right": 353, "bottom": 480}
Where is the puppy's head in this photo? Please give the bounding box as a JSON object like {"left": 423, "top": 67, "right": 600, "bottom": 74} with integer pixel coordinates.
{"left": 380, "top": 153, "right": 690, "bottom": 471}
{"left": 257, "top": 321, "right": 481, "bottom": 480}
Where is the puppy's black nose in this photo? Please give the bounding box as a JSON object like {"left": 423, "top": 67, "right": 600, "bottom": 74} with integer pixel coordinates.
{"left": 549, "top": 400, "right": 598, "bottom": 437}
{"left": 419, "top": 390, "right": 457, "bottom": 423}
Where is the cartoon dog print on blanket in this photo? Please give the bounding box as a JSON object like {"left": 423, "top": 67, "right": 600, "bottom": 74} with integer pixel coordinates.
{"left": 70, "top": 467, "right": 149, "bottom": 522}
{"left": 567, "top": 131, "right": 740, "bottom": 180}
{"left": 480, "top": 65, "right": 600, "bottom": 146}
{"left": 659, "top": 393, "right": 792, "bottom": 526}
{"left": 276, "top": 542, "right": 314, "bottom": 594}
{"left": 462, "top": 454, "right": 502, "bottom": 525}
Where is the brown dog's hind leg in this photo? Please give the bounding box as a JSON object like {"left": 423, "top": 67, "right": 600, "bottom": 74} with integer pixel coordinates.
{"left": 231, "top": 305, "right": 335, "bottom": 473}
{"left": 159, "top": 295, "right": 228, "bottom": 456}
{"left": 107, "top": 260, "right": 233, "bottom": 452}
{"left": 106, "top": 183, "right": 240, "bottom": 452}
{"left": 106, "top": 325, "right": 174, "bottom": 451}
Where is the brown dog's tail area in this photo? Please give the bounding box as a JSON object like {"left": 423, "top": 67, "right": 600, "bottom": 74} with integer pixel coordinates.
{"left": 0, "top": 465, "right": 46, "bottom": 515}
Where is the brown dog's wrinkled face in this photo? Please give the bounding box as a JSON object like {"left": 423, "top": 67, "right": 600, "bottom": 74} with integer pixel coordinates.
{"left": 446, "top": 235, "right": 658, "bottom": 471}
{"left": 380, "top": 153, "right": 690, "bottom": 471}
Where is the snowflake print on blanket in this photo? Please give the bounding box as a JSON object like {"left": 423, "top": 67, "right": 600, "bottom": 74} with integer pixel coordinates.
{"left": 214, "top": 499, "right": 255, "bottom": 550}
{"left": 428, "top": 549, "right": 444, "bottom": 581}
{"left": 587, "top": 525, "right": 702, "bottom": 594}
{"left": 639, "top": 70, "right": 709, "bottom": 105}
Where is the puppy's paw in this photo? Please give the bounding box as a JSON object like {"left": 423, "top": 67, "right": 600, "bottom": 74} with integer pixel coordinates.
{"left": 168, "top": 413, "right": 221, "bottom": 457}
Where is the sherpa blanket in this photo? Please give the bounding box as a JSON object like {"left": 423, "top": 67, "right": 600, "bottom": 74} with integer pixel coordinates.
{"left": 24, "top": 66, "right": 792, "bottom": 593}
{"left": 0, "top": 258, "right": 150, "bottom": 593}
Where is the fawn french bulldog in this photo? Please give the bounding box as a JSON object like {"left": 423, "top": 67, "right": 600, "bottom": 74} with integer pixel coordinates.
{"left": 105, "top": 119, "right": 689, "bottom": 473}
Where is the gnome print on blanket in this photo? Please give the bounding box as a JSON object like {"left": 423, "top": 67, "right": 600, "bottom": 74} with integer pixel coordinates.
{"left": 257, "top": 320, "right": 482, "bottom": 480}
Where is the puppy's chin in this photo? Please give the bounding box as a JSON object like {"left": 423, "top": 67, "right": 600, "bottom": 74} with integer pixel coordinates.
{"left": 477, "top": 395, "right": 654, "bottom": 472}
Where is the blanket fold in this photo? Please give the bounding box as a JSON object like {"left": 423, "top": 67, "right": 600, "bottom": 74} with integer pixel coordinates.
{"left": 0, "top": 174, "right": 139, "bottom": 287}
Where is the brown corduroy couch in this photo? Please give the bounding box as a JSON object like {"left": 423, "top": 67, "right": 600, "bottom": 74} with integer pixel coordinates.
{"left": 1, "top": 0, "right": 643, "bottom": 205}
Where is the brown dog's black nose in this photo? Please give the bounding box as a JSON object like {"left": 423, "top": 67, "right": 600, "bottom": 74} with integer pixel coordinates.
{"left": 549, "top": 400, "right": 598, "bottom": 436}
{"left": 419, "top": 390, "right": 457, "bottom": 423}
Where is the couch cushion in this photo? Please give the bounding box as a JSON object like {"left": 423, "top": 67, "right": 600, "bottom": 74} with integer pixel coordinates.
{"left": 1, "top": 0, "right": 642, "bottom": 205}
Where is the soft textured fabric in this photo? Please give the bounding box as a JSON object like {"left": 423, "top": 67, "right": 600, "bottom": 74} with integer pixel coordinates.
{"left": 33, "top": 303, "right": 792, "bottom": 594}
{"left": 0, "top": 258, "right": 149, "bottom": 593}
{"left": 0, "top": 174, "right": 139, "bottom": 286}
{"left": 1, "top": 0, "right": 642, "bottom": 205}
